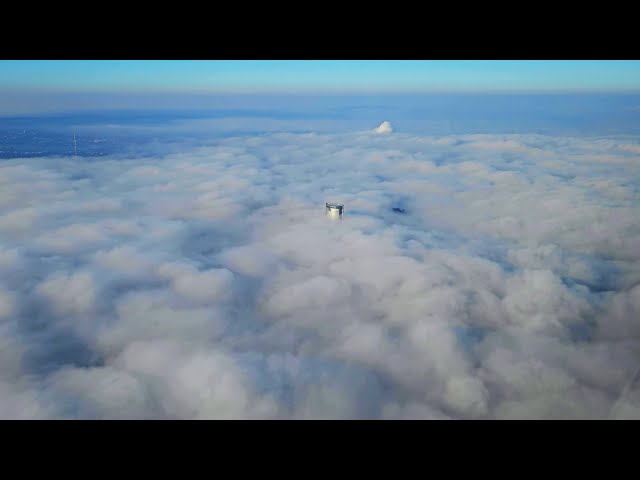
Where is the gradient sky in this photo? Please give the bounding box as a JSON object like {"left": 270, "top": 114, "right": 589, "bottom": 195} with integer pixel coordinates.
{"left": 2, "top": 60, "right": 640, "bottom": 93}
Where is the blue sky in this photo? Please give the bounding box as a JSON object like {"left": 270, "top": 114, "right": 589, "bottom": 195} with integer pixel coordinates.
{"left": 2, "top": 60, "right": 640, "bottom": 93}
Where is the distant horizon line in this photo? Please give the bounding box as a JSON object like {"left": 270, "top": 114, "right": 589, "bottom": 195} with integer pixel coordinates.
{"left": 2, "top": 89, "right": 640, "bottom": 117}
{"left": 3, "top": 88, "right": 640, "bottom": 96}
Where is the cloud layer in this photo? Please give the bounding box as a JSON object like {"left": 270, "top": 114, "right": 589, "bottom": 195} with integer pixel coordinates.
{"left": 1, "top": 127, "right": 640, "bottom": 419}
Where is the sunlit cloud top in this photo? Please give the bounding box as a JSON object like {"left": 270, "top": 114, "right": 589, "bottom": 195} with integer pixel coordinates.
{"left": 1, "top": 60, "right": 640, "bottom": 94}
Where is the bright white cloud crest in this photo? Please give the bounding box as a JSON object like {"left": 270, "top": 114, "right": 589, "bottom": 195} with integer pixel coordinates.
{"left": 1, "top": 130, "right": 640, "bottom": 419}
{"left": 374, "top": 121, "right": 393, "bottom": 134}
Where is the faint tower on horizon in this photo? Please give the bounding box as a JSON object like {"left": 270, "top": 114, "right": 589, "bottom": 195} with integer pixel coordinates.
{"left": 73, "top": 133, "right": 78, "bottom": 156}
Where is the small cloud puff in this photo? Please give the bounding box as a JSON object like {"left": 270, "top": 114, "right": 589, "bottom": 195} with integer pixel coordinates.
{"left": 373, "top": 121, "right": 393, "bottom": 134}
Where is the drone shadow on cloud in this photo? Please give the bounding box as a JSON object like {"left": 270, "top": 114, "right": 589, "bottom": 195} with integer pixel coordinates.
{"left": 1, "top": 128, "right": 640, "bottom": 419}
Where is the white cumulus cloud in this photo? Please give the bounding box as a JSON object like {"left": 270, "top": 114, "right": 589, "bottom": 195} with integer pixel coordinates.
{"left": 373, "top": 121, "right": 393, "bottom": 134}
{"left": 1, "top": 128, "right": 639, "bottom": 419}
